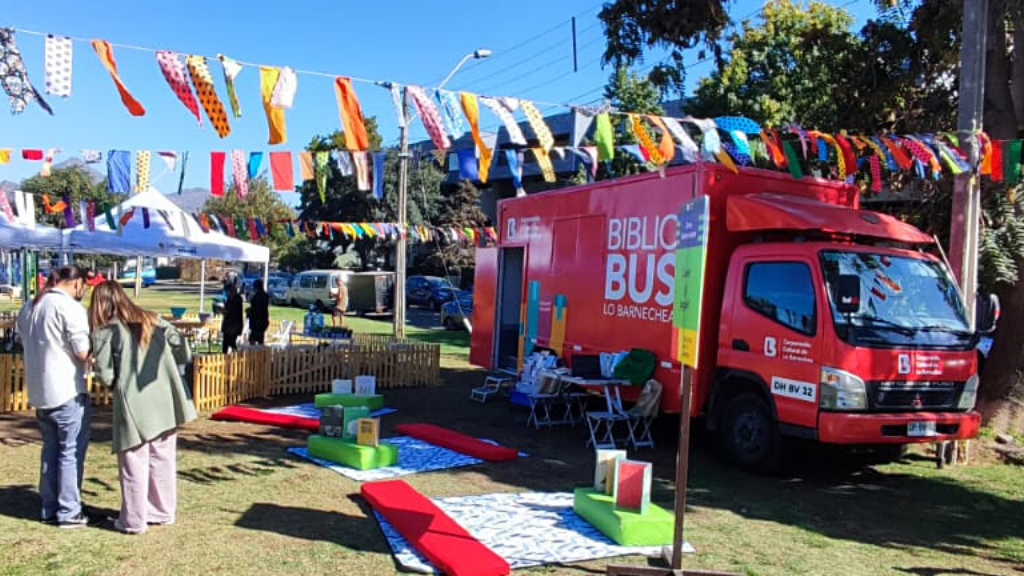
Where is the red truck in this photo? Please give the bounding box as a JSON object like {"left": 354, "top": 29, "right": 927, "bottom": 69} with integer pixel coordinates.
{"left": 470, "top": 163, "right": 997, "bottom": 470}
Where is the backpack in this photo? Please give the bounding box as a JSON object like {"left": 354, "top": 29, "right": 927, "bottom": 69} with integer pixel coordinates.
{"left": 612, "top": 348, "right": 658, "bottom": 386}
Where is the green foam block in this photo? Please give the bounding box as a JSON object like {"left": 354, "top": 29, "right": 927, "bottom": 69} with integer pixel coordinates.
{"left": 573, "top": 487, "right": 674, "bottom": 546}
{"left": 307, "top": 435, "right": 398, "bottom": 470}
{"left": 314, "top": 393, "right": 385, "bottom": 410}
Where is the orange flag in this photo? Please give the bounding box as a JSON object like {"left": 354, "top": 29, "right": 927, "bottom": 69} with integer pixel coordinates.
{"left": 459, "top": 92, "right": 493, "bottom": 183}
{"left": 333, "top": 77, "right": 369, "bottom": 151}
{"left": 91, "top": 40, "right": 145, "bottom": 116}
{"left": 260, "top": 66, "right": 286, "bottom": 145}
{"left": 298, "top": 151, "right": 314, "bottom": 181}
{"left": 647, "top": 115, "right": 677, "bottom": 164}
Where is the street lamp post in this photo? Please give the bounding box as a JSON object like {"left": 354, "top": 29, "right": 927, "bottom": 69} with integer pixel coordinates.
{"left": 394, "top": 48, "right": 492, "bottom": 338}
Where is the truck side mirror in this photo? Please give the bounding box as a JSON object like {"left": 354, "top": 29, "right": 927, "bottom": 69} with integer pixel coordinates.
{"left": 976, "top": 293, "right": 1000, "bottom": 334}
{"left": 835, "top": 275, "right": 861, "bottom": 314}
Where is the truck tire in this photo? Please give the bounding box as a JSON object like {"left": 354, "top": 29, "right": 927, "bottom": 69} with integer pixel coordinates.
{"left": 720, "top": 393, "right": 782, "bottom": 473}
{"left": 290, "top": 298, "right": 299, "bottom": 308}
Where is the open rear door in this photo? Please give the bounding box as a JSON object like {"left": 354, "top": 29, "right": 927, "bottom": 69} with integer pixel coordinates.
{"left": 470, "top": 247, "right": 498, "bottom": 369}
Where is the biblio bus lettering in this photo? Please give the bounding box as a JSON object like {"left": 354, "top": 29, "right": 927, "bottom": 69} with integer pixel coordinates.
{"left": 603, "top": 214, "right": 678, "bottom": 323}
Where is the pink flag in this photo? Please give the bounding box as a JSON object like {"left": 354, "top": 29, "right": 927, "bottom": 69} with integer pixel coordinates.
{"left": 407, "top": 85, "right": 450, "bottom": 150}
{"left": 156, "top": 51, "right": 202, "bottom": 125}
{"left": 231, "top": 150, "right": 248, "bottom": 198}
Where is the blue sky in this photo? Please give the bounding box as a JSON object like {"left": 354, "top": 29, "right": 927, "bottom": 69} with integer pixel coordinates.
{"left": 0, "top": 0, "right": 874, "bottom": 198}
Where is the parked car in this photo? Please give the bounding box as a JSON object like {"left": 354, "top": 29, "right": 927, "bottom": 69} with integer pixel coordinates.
{"left": 440, "top": 290, "right": 473, "bottom": 330}
{"left": 117, "top": 266, "right": 157, "bottom": 287}
{"left": 406, "top": 275, "right": 456, "bottom": 311}
{"left": 285, "top": 269, "right": 347, "bottom": 310}
{"left": 266, "top": 276, "right": 290, "bottom": 304}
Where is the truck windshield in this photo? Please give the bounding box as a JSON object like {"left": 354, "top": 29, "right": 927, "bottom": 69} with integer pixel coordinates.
{"left": 820, "top": 250, "right": 974, "bottom": 349}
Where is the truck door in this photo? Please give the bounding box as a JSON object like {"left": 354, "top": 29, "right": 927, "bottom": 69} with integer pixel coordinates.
{"left": 470, "top": 247, "right": 498, "bottom": 369}
{"left": 730, "top": 257, "right": 821, "bottom": 430}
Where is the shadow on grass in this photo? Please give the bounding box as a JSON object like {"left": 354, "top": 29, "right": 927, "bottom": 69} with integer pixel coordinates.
{"left": 365, "top": 365, "right": 1024, "bottom": 569}
{"left": 234, "top": 502, "right": 391, "bottom": 554}
{"left": 178, "top": 456, "right": 298, "bottom": 485}
{"left": 894, "top": 567, "right": 1010, "bottom": 576}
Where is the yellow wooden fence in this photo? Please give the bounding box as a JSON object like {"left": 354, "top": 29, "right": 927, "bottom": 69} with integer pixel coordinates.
{"left": 192, "top": 340, "right": 441, "bottom": 413}
{"left": 0, "top": 354, "right": 112, "bottom": 412}
{"left": 1, "top": 335, "right": 441, "bottom": 415}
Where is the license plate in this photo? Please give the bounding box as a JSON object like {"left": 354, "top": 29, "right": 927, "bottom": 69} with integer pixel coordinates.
{"left": 908, "top": 421, "right": 937, "bottom": 437}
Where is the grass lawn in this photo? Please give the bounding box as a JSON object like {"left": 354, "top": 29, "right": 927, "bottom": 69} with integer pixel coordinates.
{"left": 0, "top": 285, "right": 1021, "bottom": 575}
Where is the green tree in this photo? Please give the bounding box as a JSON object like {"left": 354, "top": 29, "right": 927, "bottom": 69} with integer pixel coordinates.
{"left": 600, "top": 0, "right": 1024, "bottom": 430}
{"left": 20, "top": 165, "right": 115, "bottom": 228}
{"left": 688, "top": 1, "right": 858, "bottom": 128}
{"left": 202, "top": 176, "right": 300, "bottom": 268}
{"left": 421, "top": 180, "right": 489, "bottom": 277}
{"left": 296, "top": 121, "right": 445, "bottom": 271}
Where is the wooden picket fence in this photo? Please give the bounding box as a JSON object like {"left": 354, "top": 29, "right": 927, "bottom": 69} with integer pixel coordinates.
{"left": 0, "top": 354, "right": 112, "bottom": 413}
{"left": 0, "top": 334, "right": 441, "bottom": 415}
{"left": 191, "top": 339, "right": 441, "bottom": 413}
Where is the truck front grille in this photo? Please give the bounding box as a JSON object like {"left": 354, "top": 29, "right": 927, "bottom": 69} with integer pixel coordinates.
{"left": 866, "top": 380, "right": 964, "bottom": 411}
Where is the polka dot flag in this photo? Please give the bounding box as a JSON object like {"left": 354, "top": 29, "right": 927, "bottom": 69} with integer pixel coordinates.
{"left": 186, "top": 55, "right": 230, "bottom": 138}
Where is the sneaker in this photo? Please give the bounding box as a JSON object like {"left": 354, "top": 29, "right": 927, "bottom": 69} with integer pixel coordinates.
{"left": 107, "top": 516, "right": 145, "bottom": 535}
{"left": 57, "top": 513, "right": 89, "bottom": 529}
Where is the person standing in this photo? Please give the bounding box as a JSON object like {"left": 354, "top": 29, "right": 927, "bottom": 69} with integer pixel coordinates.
{"left": 247, "top": 279, "right": 270, "bottom": 345}
{"left": 220, "top": 283, "right": 243, "bottom": 353}
{"left": 331, "top": 275, "right": 348, "bottom": 327}
{"left": 88, "top": 281, "right": 197, "bottom": 534}
{"left": 18, "top": 266, "right": 92, "bottom": 528}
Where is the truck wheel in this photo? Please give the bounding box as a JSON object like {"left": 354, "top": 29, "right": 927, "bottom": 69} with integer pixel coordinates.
{"left": 290, "top": 298, "right": 299, "bottom": 308}
{"left": 443, "top": 317, "right": 455, "bottom": 330}
{"left": 872, "top": 444, "right": 910, "bottom": 464}
{"left": 315, "top": 299, "right": 326, "bottom": 312}
{"left": 720, "top": 393, "right": 782, "bottom": 473}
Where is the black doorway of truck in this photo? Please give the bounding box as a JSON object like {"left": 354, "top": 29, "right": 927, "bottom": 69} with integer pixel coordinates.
{"left": 495, "top": 247, "right": 524, "bottom": 371}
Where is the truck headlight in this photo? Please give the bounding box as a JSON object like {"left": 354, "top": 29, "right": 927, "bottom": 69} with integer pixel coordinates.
{"left": 958, "top": 373, "right": 980, "bottom": 410}
{"left": 819, "top": 367, "right": 868, "bottom": 411}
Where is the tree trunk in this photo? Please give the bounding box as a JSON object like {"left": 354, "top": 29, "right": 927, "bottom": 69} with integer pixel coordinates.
{"left": 978, "top": 1, "right": 1024, "bottom": 432}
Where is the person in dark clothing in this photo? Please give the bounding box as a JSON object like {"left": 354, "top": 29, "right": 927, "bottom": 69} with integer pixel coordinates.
{"left": 221, "top": 283, "right": 243, "bottom": 353}
{"left": 246, "top": 280, "right": 270, "bottom": 345}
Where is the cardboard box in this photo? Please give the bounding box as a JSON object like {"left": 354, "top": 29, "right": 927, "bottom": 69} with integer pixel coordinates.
{"left": 342, "top": 406, "right": 370, "bottom": 440}
{"left": 332, "top": 379, "right": 353, "bottom": 394}
{"left": 613, "top": 459, "right": 652, "bottom": 514}
{"left": 355, "top": 375, "right": 376, "bottom": 396}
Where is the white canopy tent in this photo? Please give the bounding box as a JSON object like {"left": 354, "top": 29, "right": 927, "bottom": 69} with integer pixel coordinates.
{"left": 66, "top": 187, "right": 270, "bottom": 310}
{"left": 0, "top": 219, "right": 63, "bottom": 251}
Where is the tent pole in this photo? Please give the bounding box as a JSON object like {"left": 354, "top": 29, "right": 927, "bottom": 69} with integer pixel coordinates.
{"left": 134, "top": 254, "right": 142, "bottom": 298}
{"left": 199, "top": 259, "right": 206, "bottom": 313}
{"left": 263, "top": 260, "right": 269, "bottom": 292}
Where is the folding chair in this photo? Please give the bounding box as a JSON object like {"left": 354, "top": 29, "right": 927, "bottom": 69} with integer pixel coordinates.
{"left": 626, "top": 379, "right": 663, "bottom": 450}
{"left": 266, "top": 320, "right": 295, "bottom": 348}
{"left": 586, "top": 385, "right": 630, "bottom": 449}
{"left": 526, "top": 373, "right": 566, "bottom": 428}
{"left": 470, "top": 375, "right": 509, "bottom": 403}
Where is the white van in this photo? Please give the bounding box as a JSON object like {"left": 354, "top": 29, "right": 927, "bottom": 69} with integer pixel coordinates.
{"left": 284, "top": 269, "right": 348, "bottom": 310}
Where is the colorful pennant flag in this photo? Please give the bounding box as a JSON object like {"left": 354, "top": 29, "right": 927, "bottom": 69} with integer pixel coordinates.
{"left": 533, "top": 148, "right": 556, "bottom": 183}
{"left": 408, "top": 85, "right": 450, "bottom": 150}
{"left": 334, "top": 77, "right": 370, "bottom": 151}
{"left": 269, "top": 151, "right": 294, "bottom": 191}
{"left": 91, "top": 39, "right": 143, "bottom": 116}
{"left": 260, "top": 66, "right": 287, "bottom": 145}
{"left": 436, "top": 89, "right": 466, "bottom": 139}
{"left": 521, "top": 100, "right": 554, "bottom": 152}
{"left": 372, "top": 152, "right": 387, "bottom": 200}
{"left": 315, "top": 151, "right": 329, "bottom": 203}
{"left": 594, "top": 113, "right": 614, "bottom": 161}
{"left": 459, "top": 92, "right": 493, "bottom": 184}
{"left": 248, "top": 151, "right": 263, "bottom": 179}
{"left": 270, "top": 67, "right": 297, "bottom": 109}
{"left": 44, "top": 34, "right": 72, "bottom": 97}
{"left": 186, "top": 55, "right": 230, "bottom": 138}
{"left": 210, "top": 151, "right": 226, "bottom": 196}
{"left": 156, "top": 51, "right": 201, "bottom": 125}
{"left": 480, "top": 96, "right": 526, "bottom": 146}
{"left": 230, "top": 150, "right": 248, "bottom": 198}
{"left": 298, "top": 151, "right": 314, "bottom": 181}
{"left": 217, "top": 54, "right": 243, "bottom": 118}
{"left": 107, "top": 150, "right": 131, "bottom": 193}
{"left": 136, "top": 150, "right": 150, "bottom": 192}
{"left": 0, "top": 29, "right": 53, "bottom": 115}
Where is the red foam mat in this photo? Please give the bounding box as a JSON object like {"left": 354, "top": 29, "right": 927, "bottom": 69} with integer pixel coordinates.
{"left": 362, "top": 479, "right": 509, "bottom": 576}
{"left": 210, "top": 405, "right": 319, "bottom": 431}
{"left": 395, "top": 423, "right": 518, "bottom": 462}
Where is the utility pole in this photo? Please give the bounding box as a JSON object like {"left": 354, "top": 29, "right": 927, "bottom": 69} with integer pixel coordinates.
{"left": 948, "top": 0, "right": 988, "bottom": 330}
{"left": 395, "top": 89, "right": 409, "bottom": 339}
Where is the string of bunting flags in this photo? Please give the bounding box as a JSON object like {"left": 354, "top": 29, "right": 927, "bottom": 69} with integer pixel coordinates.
{"left": 0, "top": 25, "right": 1020, "bottom": 209}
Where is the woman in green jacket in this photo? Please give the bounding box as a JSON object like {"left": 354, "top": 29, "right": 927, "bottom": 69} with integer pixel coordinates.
{"left": 89, "top": 281, "right": 197, "bottom": 534}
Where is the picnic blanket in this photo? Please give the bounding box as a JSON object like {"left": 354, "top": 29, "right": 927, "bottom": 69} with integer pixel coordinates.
{"left": 287, "top": 436, "right": 526, "bottom": 482}
{"left": 372, "top": 491, "right": 693, "bottom": 573}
